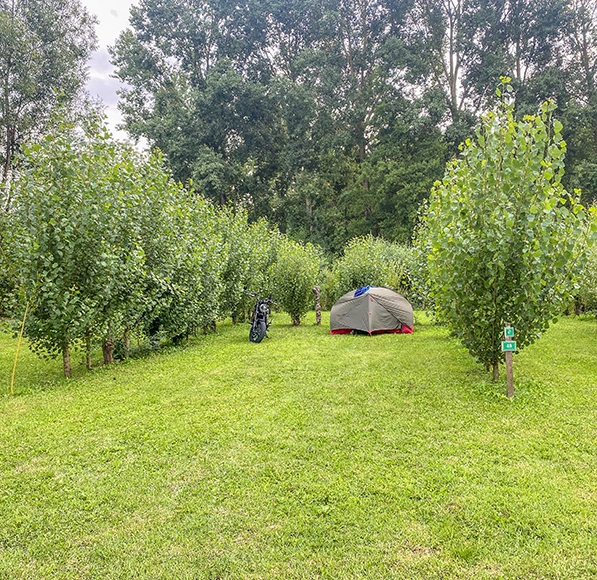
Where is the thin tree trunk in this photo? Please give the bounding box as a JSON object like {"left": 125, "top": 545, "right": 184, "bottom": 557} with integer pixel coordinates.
{"left": 2, "top": 125, "right": 14, "bottom": 185}
{"left": 85, "top": 332, "right": 92, "bottom": 370}
{"left": 102, "top": 337, "right": 114, "bottom": 365}
{"left": 313, "top": 286, "right": 321, "bottom": 325}
{"left": 575, "top": 297, "right": 582, "bottom": 316}
{"left": 123, "top": 329, "right": 131, "bottom": 359}
{"left": 492, "top": 361, "right": 499, "bottom": 382}
{"left": 63, "top": 343, "right": 72, "bottom": 378}
{"left": 202, "top": 320, "right": 217, "bottom": 334}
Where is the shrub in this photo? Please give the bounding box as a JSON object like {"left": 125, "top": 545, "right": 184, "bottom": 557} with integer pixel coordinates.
{"left": 328, "top": 235, "right": 423, "bottom": 306}
{"left": 269, "top": 237, "right": 320, "bottom": 325}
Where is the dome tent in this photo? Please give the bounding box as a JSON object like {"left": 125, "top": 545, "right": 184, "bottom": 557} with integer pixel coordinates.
{"left": 330, "top": 286, "right": 414, "bottom": 335}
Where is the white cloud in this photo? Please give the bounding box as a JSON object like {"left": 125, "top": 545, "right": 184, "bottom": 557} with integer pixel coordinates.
{"left": 80, "top": 0, "right": 139, "bottom": 139}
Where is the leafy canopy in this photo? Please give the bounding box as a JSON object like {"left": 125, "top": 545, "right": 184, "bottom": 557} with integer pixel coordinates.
{"left": 418, "top": 81, "right": 595, "bottom": 373}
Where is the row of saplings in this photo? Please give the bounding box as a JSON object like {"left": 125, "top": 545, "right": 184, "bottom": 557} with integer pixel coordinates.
{"left": 0, "top": 125, "right": 422, "bottom": 377}
{"left": 2, "top": 86, "right": 597, "bottom": 380}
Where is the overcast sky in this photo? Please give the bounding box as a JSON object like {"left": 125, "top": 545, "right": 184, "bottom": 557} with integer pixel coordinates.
{"left": 81, "top": 0, "right": 139, "bottom": 139}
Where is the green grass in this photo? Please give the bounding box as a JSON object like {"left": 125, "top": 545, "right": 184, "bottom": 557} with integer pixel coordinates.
{"left": 1, "top": 313, "right": 597, "bottom": 579}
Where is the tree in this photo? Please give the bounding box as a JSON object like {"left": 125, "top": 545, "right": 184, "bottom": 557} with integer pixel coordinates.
{"left": 562, "top": 0, "right": 597, "bottom": 203}
{"left": 110, "top": 0, "right": 597, "bottom": 249}
{"left": 418, "top": 82, "right": 594, "bottom": 379}
{"left": 405, "top": 0, "right": 570, "bottom": 151}
{"left": 269, "top": 236, "right": 320, "bottom": 325}
{"left": 8, "top": 122, "right": 223, "bottom": 376}
{"left": 327, "top": 235, "right": 417, "bottom": 304}
{"left": 10, "top": 126, "right": 121, "bottom": 376}
{"left": 110, "top": 0, "right": 444, "bottom": 248}
{"left": 145, "top": 188, "right": 226, "bottom": 343}
{"left": 218, "top": 209, "right": 281, "bottom": 323}
{"left": 0, "top": 0, "right": 97, "bottom": 188}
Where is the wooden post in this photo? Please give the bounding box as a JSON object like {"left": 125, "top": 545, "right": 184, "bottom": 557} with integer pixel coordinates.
{"left": 313, "top": 286, "right": 321, "bottom": 325}
{"left": 503, "top": 322, "right": 514, "bottom": 398}
{"left": 505, "top": 351, "right": 514, "bottom": 398}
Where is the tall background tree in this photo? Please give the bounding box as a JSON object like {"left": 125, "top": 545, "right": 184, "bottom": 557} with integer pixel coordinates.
{"left": 561, "top": 0, "right": 597, "bottom": 203}
{"left": 111, "top": 0, "right": 447, "bottom": 252}
{"left": 0, "top": 0, "right": 97, "bottom": 315}
{"left": 0, "top": 0, "right": 97, "bottom": 189}
{"left": 111, "top": 0, "right": 597, "bottom": 251}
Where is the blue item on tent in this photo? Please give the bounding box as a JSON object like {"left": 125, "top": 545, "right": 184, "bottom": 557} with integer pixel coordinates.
{"left": 354, "top": 285, "right": 371, "bottom": 297}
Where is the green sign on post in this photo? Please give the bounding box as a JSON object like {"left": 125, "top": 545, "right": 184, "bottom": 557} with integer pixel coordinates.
{"left": 503, "top": 325, "right": 515, "bottom": 398}
{"left": 501, "top": 341, "right": 516, "bottom": 352}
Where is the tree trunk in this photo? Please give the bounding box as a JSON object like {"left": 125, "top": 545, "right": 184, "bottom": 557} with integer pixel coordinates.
{"left": 492, "top": 361, "right": 499, "bottom": 382}
{"left": 102, "top": 337, "right": 114, "bottom": 365}
{"left": 313, "top": 285, "right": 321, "bottom": 325}
{"left": 292, "top": 317, "right": 301, "bottom": 326}
{"left": 123, "top": 329, "right": 131, "bottom": 359}
{"left": 2, "top": 125, "right": 15, "bottom": 210}
{"left": 63, "top": 343, "right": 72, "bottom": 378}
{"left": 2, "top": 125, "right": 15, "bottom": 186}
{"left": 203, "top": 321, "right": 216, "bottom": 334}
{"left": 85, "top": 332, "right": 92, "bottom": 370}
{"left": 574, "top": 297, "right": 582, "bottom": 316}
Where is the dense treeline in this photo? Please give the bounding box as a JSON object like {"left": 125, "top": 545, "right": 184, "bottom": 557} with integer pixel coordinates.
{"left": 111, "top": 0, "right": 597, "bottom": 252}
{"left": 2, "top": 124, "right": 325, "bottom": 376}
{"left": 1, "top": 121, "right": 428, "bottom": 377}
{"left": 1, "top": 0, "right": 596, "bottom": 383}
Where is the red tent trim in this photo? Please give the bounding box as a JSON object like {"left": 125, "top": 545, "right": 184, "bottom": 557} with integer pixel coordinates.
{"left": 331, "top": 326, "right": 413, "bottom": 335}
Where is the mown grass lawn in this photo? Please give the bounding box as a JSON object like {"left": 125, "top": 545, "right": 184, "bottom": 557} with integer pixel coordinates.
{"left": 1, "top": 313, "right": 597, "bottom": 579}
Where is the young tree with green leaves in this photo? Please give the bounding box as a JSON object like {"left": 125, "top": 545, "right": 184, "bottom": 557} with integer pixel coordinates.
{"left": 148, "top": 189, "right": 226, "bottom": 343}
{"left": 218, "top": 209, "right": 281, "bottom": 323}
{"left": 10, "top": 126, "right": 120, "bottom": 376}
{"left": 269, "top": 237, "right": 320, "bottom": 325}
{"left": 327, "top": 235, "right": 417, "bottom": 304}
{"left": 418, "top": 82, "right": 595, "bottom": 380}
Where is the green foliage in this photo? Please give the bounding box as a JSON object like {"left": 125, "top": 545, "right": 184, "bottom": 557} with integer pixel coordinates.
{"left": 8, "top": 123, "right": 232, "bottom": 373}
{"left": 269, "top": 237, "right": 320, "bottom": 325}
{"left": 10, "top": 127, "right": 122, "bottom": 361}
{"left": 108, "top": 0, "right": 597, "bottom": 250}
{"left": 331, "top": 236, "right": 394, "bottom": 297}
{"left": 110, "top": 0, "right": 452, "bottom": 249}
{"left": 218, "top": 209, "right": 281, "bottom": 322}
{"left": 141, "top": 184, "right": 226, "bottom": 342}
{"left": 327, "top": 235, "right": 420, "bottom": 305}
{"left": 0, "top": 211, "right": 17, "bottom": 316}
{"left": 0, "top": 0, "right": 97, "bottom": 183}
{"left": 7, "top": 118, "right": 314, "bottom": 375}
{"left": 577, "top": 231, "right": 597, "bottom": 312}
{"left": 418, "top": 85, "right": 592, "bottom": 372}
